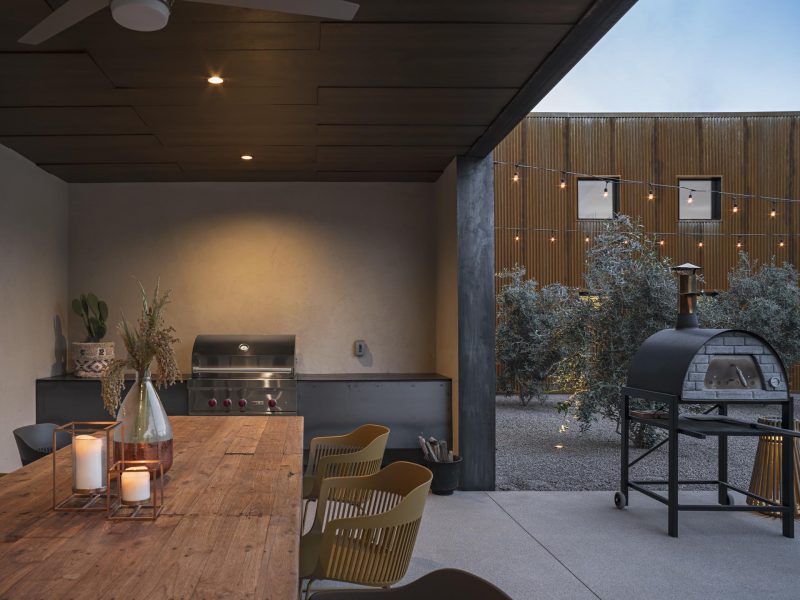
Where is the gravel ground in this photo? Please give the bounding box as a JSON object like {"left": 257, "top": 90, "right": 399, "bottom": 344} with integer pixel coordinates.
{"left": 496, "top": 394, "right": 799, "bottom": 491}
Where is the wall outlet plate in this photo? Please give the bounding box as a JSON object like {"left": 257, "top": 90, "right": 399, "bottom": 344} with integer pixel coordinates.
{"left": 354, "top": 340, "right": 366, "bottom": 357}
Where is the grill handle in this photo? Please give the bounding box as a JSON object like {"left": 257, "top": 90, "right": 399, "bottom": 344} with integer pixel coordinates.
{"left": 192, "top": 366, "right": 294, "bottom": 374}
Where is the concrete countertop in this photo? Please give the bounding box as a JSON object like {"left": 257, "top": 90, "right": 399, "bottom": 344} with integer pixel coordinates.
{"left": 37, "top": 373, "right": 192, "bottom": 382}
{"left": 298, "top": 373, "right": 450, "bottom": 382}
{"left": 40, "top": 373, "right": 450, "bottom": 382}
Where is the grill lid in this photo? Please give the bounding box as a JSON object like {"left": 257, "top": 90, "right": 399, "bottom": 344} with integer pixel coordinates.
{"left": 191, "top": 335, "right": 295, "bottom": 376}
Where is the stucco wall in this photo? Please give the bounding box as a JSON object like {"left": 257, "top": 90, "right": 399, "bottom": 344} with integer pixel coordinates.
{"left": 68, "top": 182, "right": 436, "bottom": 374}
{"left": 0, "top": 146, "right": 69, "bottom": 471}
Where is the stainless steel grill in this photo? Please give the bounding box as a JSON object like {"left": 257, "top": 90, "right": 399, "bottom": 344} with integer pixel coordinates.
{"left": 187, "top": 335, "right": 297, "bottom": 416}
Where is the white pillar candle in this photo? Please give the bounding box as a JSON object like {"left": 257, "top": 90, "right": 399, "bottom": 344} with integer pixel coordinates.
{"left": 121, "top": 466, "right": 151, "bottom": 503}
{"left": 74, "top": 434, "right": 104, "bottom": 491}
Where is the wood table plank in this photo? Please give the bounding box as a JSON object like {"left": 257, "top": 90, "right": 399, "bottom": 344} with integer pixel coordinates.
{"left": 0, "top": 416, "right": 303, "bottom": 600}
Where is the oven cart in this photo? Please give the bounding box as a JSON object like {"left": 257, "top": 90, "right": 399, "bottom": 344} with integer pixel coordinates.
{"left": 616, "top": 387, "right": 798, "bottom": 538}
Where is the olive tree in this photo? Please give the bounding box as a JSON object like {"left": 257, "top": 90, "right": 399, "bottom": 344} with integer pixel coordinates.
{"left": 553, "top": 216, "right": 677, "bottom": 445}
{"left": 495, "top": 267, "right": 581, "bottom": 406}
{"left": 698, "top": 253, "right": 800, "bottom": 376}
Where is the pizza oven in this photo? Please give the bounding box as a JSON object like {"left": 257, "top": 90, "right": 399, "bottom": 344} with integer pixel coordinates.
{"left": 619, "top": 264, "right": 797, "bottom": 538}
{"left": 626, "top": 263, "right": 788, "bottom": 402}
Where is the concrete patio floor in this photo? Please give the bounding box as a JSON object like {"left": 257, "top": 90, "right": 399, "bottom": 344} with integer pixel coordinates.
{"left": 399, "top": 491, "right": 799, "bottom": 600}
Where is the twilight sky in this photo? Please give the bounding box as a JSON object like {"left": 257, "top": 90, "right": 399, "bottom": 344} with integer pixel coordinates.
{"left": 533, "top": 0, "right": 800, "bottom": 112}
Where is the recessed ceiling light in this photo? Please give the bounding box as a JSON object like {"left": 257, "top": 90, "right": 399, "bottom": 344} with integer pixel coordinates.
{"left": 207, "top": 75, "right": 223, "bottom": 85}
{"left": 240, "top": 154, "right": 253, "bottom": 161}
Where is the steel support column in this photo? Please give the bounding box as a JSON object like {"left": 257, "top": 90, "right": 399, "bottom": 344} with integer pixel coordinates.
{"left": 456, "top": 153, "right": 495, "bottom": 490}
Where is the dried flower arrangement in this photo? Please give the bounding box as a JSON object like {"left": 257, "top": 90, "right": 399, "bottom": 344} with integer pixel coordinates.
{"left": 101, "top": 280, "right": 181, "bottom": 415}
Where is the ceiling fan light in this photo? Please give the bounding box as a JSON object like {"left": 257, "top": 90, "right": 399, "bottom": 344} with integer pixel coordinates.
{"left": 111, "top": 0, "right": 171, "bottom": 33}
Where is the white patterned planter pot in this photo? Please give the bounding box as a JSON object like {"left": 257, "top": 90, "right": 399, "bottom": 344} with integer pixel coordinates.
{"left": 72, "top": 342, "right": 115, "bottom": 378}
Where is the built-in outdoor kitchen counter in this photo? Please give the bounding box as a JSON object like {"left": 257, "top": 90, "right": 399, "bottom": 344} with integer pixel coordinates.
{"left": 36, "top": 372, "right": 451, "bottom": 455}
{"left": 297, "top": 373, "right": 452, "bottom": 453}
{"left": 36, "top": 374, "right": 190, "bottom": 424}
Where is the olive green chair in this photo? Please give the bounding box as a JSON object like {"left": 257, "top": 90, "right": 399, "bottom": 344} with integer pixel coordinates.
{"left": 303, "top": 424, "right": 390, "bottom": 528}
{"left": 299, "top": 461, "right": 433, "bottom": 600}
{"left": 307, "top": 568, "right": 513, "bottom": 599}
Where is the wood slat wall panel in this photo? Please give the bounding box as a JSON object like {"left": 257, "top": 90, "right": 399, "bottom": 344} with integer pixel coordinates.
{"left": 495, "top": 113, "right": 800, "bottom": 388}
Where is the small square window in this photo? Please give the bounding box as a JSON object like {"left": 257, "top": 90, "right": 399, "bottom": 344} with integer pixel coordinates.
{"left": 679, "top": 179, "right": 721, "bottom": 220}
{"left": 578, "top": 179, "right": 618, "bottom": 219}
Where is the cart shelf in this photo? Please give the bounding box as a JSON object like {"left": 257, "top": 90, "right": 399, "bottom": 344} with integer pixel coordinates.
{"left": 630, "top": 414, "right": 800, "bottom": 439}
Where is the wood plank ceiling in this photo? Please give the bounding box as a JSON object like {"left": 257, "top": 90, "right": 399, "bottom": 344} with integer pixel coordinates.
{"left": 0, "top": 0, "right": 612, "bottom": 182}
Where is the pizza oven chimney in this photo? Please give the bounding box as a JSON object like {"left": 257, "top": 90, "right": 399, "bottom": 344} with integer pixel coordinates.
{"left": 672, "top": 263, "right": 701, "bottom": 329}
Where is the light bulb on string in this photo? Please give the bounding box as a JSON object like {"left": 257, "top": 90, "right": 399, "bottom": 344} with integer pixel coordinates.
{"left": 550, "top": 231, "right": 556, "bottom": 243}
{"left": 770, "top": 204, "right": 777, "bottom": 217}
{"left": 603, "top": 181, "right": 609, "bottom": 198}
{"left": 736, "top": 238, "right": 743, "bottom": 249}
{"left": 658, "top": 239, "right": 665, "bottom": 247}
{"left": 514, "top": 233, "right": 520, "bottom": 242}
{"left": 698, "top": 241, "right": 704, "bottom": 248}
{"left": 584, "top": 236, "right": 591, "bottom": 243}
{"left": 559, "top": 173, "right": 566, "bottom": 189}
{"left": 512, "top": 171, "right": 519, "bottom": 183}
{"left": 732, "top": 202, "right": 739, "bottom": 214}
{"left": 687, "top": 191, "right": 694, "bottom": 204}
{"left": 779, "top": 239, "right": 785, "bottom": 248}
{"left": 647, "top": 186, "right": 655, "bottom": 201}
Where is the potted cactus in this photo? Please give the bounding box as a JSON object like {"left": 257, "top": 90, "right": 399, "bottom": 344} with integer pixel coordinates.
{"left": 71, "top": 293, "right": 114, "bottom": 378}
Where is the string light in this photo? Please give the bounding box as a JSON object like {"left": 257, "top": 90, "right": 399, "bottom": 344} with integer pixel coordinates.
{"left": 603, "top": 181, "right": 609, "bottom": 198}
{"left": 496, "top": 226, "right": 798, "bottom": 244}
{"left": 584, "top": 236, "right": 591, "bottom": 243}
{"left": 779, "top": 239, "right": 785, "bottom": 248}
{"left": 550, "top": 231, "right": 556, "bottom": 243}
{"left": 512, "top": 171, "right": 520, "bottom": 183}
{"left": 493, "top": 160, "right": 800, "bottom": 206}
{"left": 732, "top": 203, "right": 739, "bottom": 213}
{"left": 736, "top": 238, "right": 743, "bottom": 249}
{"left": 687, "top": 191, "right": 694, "bottom": 204}
{"left": 770, "top": 204, "right": 777, "bottom": 217}
{"left": 514, "top": 234, "right": 520, "bottom": 242}
{"left": 698, "top": 241, "right": 704, "bottom": 248}
{"left": 559, "top": 173, "right": 567, "bottom": 189}
{"left": 647, "top": 186, "right": 655, "bottom": 201}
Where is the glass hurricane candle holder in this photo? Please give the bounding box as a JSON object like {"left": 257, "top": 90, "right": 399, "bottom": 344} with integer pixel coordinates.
{"left": 53, "top": 421, "right": 121, "bottom": 512}
{"left": 106, "top": 459, "right": 164, "bottom": 521}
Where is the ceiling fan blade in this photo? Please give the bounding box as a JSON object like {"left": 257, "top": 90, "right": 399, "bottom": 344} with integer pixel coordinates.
{"left": 184, "top": 0, "right": 359, "bottom": 20}
{"left": 19, "top": 0, "right": 110, "bottom": 45}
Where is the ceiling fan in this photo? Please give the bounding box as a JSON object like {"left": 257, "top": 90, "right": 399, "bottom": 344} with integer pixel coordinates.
{"left": 19, "top": 0, "right": 360, "bottom": 44}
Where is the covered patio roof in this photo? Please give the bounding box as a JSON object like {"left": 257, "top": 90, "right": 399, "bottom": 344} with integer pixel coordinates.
{"left": 0, "top": 0, "right": 635, "bottom": 182}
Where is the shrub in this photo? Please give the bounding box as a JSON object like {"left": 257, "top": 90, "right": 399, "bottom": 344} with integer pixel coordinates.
{"left": 496, "top": 267, "right": 581, "bottom": 406}
{"left": 697, "top": 253, "right": 800, "bottom": 378}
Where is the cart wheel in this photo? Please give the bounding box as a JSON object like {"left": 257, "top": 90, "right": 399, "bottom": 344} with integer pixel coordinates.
{"left": 614, "top": 491, "right": 627, "bottom": 509}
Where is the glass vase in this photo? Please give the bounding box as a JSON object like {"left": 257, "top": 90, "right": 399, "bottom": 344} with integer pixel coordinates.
{"left": 114, "top": 369, "right": 174, "bottom": 474}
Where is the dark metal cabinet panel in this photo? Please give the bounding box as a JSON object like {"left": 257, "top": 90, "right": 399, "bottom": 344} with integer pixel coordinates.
{"left": 36, "top": 378, "right": 188, "bottom": 424}
{"left": 297, "top": 380, "right": 451, "bottom": 449}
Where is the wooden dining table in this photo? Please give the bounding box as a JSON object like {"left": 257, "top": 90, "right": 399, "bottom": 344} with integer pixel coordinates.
{"left": 0, "top": 416, "right": 303, "bottom": 599}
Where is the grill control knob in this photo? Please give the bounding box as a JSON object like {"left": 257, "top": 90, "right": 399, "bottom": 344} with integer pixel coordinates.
{"left": 238, "top": 399, "right": 247, "bottom": 409}
{"left": 223, "top": 398, "right": 232, "bottom": 408}
{"left": 208, "top": 398, "right": 217, "bottom": 408}
{"left": 267, "top": 399, "right": 277, "bottom": 408}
